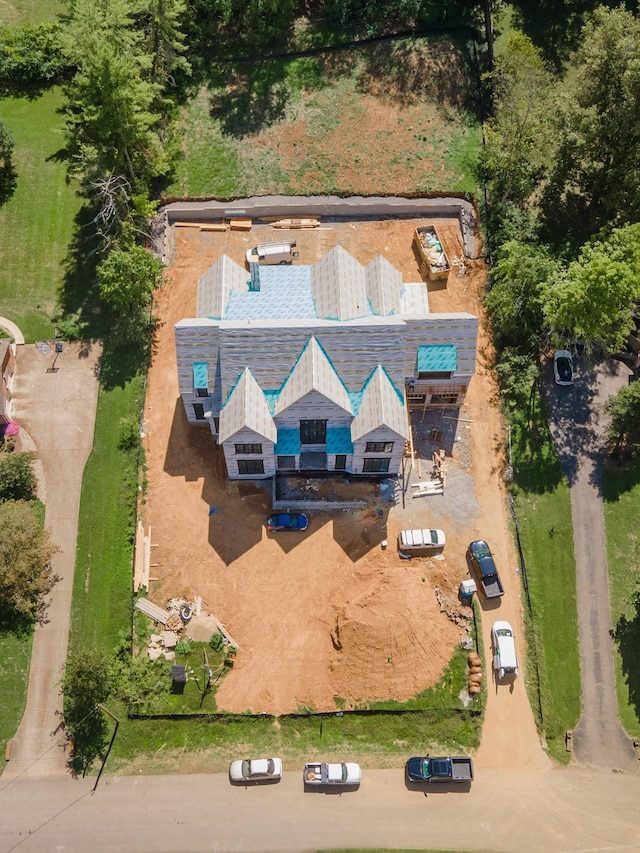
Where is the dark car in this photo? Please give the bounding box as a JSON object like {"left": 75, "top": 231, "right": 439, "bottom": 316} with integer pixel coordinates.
{"left": 266, "top": 512, "right": 309, "bottom": 532}
{"left": 468, "top": 539, "right": 504, "bottom": 598}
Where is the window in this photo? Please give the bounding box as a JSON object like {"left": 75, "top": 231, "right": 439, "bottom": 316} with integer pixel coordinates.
{"left": 237, "top": 459, "right": 264, "bottom": 475}
{"left": 193, "top": 403, "right": 205, "bottom": 420}
{"left": 196, "top": 387, "right": 209, "bottom": 398}
{"left": 277, "top": 455, "right": 296, "bottom": 470}
{"left": 235, "top": 443, "right": 262, "bottom": 455}
{"left": 300, "top": 419, "right": 327, "bottom": 444}
{"left": 334, "top": 454, "right": 347, "bottom": 470}
{"left": 363, "top": 458, "right": 390, "bottom": 473}
{"left": 365, "top": 441, "right": 394, "bottom": 453}
{"left": 417, "top": 371, "right": 452, "bottom": 380}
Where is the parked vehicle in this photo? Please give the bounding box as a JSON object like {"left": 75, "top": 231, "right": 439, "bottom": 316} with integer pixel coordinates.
{"left": 303, "top": 762, "right": 362, "bottom": 786}
{"left": 492, "top": 620, "right": 519, "bottom": 680}
{"left": 398, "top": 528, "right": 446, "bottom": 557}
{"left": 406, "top": 755, "right": 474, "bottom": 783}
{"left": 229, "top": 757, "right": 283, "bottom": 783}
{"left": 266, "top": 512, "right": 309, "bottom": 532}
{"left": 553, "top": 350, "right": 574, "bottom": 386}
{"left": 468, "top": 540, "right": 504, "bottom": 598}
{"left": 246, "top": 241, "right": 298, "bottom": 265}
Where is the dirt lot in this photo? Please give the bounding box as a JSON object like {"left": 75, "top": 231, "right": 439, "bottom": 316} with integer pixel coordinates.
{"left": 139, "top": 213, "right": 517, "bottom": 718}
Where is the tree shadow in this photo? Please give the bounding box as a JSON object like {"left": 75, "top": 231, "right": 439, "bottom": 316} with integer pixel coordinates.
{"left": 208, "top": 63, "right": 291, "bottom": 138}
{"left": 0, "top": 155, "right": 18, "bottom": 207}
{"left": 614, "top": 591, "right": 640, "bottom": 724}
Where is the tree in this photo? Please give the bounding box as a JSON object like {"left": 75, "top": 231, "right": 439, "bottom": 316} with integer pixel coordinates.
{"left": 134, "top": 0, "right": 189, "bottom": 86}
{"left": 540, "top": 7, "right": 640, "bottom": 242}
{"left": 486, "top": 239, "right": 558, "bottom": 352}
{"left": 111, "top": 636, "right": 168, "bottom": 712}
{"left": 60, "top": 0, "right": 167, "bottom": 191}
{"left": 0, "top": 500, "right": 56, "bottom": 627}
{"left": 63, "top": 648, "right": 115, "bottom": 773}
{"left": 606, "top": 381, "right": 640, "bottom": 458}
{"left": 482, "top": 33, "right": 554, "bottom": 243}
{"left": 542, "top": 224, "right": 640, "bottom": 352}
{"left": 0, "top": 119, "right": 17, "bottom": 207}
{"left": 0, "top": 22, "right": 67, "bottom": 99}
{"left": 0, "top": 451, "right": 36, "bottom": 501}
{"left": 97, "top": 245, "right": 164, "bottom": 315}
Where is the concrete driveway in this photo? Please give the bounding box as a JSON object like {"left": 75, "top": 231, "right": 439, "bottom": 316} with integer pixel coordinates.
{"left": 546, "top": 354, "right": 637, "bottom": 770}
{"left": 3, "top": 341, "right": 101, "bottom": 779}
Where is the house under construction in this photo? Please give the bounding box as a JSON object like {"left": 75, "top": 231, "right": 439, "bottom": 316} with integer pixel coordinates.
{"left": 175, "top": 244, "right": 477, "bottom": 480}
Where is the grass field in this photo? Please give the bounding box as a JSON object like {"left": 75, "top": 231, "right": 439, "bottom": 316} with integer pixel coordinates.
{"left": 0, "top": 0, "right": 62, "bottom": 25}
{"left": 508, "top": 385, "right": 580, "bottom": 763}
{"left": 603, "top": 458, "right": 640, "bottom": 737}
{"left": 0, "top": 91, "right": 81, "bottom": 341}
{"left": 69, "top": 372, "right": 145, "bottom": 655}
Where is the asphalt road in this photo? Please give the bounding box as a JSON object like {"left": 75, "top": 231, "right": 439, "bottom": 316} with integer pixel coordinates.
{"left": 1, "top": 766, "right": 640, "bottom": 853}
{"left": 546, "top": 355, "right": 637, "bottom": 770}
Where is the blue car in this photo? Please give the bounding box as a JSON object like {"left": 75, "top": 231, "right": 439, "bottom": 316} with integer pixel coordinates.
{"left": 266, "top": 512, "right": 309, "bottom": 532}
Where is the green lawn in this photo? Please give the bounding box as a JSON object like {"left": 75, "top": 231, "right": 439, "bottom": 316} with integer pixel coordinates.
{"left": 0, "top": 91, "right": 81, "bottom": 341}
{"left": 603, "top": 458, "right": 640, "bottom": 737}
{"left": 0, "top": 0, "right": 62, "bottom": 25}
{"left": 508, "top": 386, "right": 581, "bottom": 763}
{"left": 69, "top": 371, "right": 145, "bottom": 654}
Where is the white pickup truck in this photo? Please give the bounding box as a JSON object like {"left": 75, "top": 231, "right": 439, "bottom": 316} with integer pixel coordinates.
{"left": 303, "top": 761, "right": 362, "bottom": 786}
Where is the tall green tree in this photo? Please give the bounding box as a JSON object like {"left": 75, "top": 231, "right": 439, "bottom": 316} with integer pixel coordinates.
{"left": 542, "top": 224, "right": 640, "bottom": 351}
{"left": 97, "top": 245, "right": 164, "bottom": 315}
{"left": 134, "top": 0, "right": 189, "bottom": 86}
{"left": 0, "top": 119, "right": 17, "bottom": 206}
{"left": 606, "top": 380, "right": 640, "bottom": 458}
{"left": 482, "top": 33, "right": 554, "bottom": 245}
{"left": 486, "top": 239, "right": 558, "bottom": 351}
{"left": 60, "top": 0, "right": 168, "bottom": 191}
{"left": 541, "top": 7, "right": 640, "bottom": 243}
{"left": 0, "top": 500, "right": 56, "bottom": 627}
{"left": 63, "top": 649, "right": 115, "bottom": 773}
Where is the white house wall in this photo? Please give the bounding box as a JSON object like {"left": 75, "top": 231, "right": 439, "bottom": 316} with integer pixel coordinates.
{"left": 274, "top": 390, "right": 352, "bottom": 428}
{"left": 175, "top": 320, "right": 222, "bottom": 425}
{"left": 352, "top": 425, "right": 405, "bottom": 475}
{"left": 223, "top": 426, "right": 275, "bottom": 479}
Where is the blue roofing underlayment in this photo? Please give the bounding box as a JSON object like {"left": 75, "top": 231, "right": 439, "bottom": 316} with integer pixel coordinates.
{"left": 275, "top": 428, "right": 301, "bottom": 455}
{"left": 326, "top": 427, "right": 354, "bottom": 454}
{"left": 192, "top": 361, "right": 209, "bottom": 388}
{"left": 416, "top": 344, "right": 457, "bottom": 373}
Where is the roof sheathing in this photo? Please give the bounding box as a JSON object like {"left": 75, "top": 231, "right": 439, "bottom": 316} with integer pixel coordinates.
{"left": 351, "top": 365, "right": 409, "bottom": 441}
{"left": 275, "top": 336, "right": 352, "bottom": 415}
{"left": 197, "top": 255, "right": 248, "bottom": 319}
{"left": 218, "top": 367, "right": 277, "bottom": 443}
{"left": 310, "top": 245, "right": 369, "bottom": 320}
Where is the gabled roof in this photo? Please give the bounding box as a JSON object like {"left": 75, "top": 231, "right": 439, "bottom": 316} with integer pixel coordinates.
{"left": 197, "top": 255, "right": 249, "bottom": 319}
{"left": 275, "top": 336, "right": 352, "bottom": 415}
{"left": 218, "top": 367, "right": 277, "bottom": 443}
{"left": 310, "top": 245, "right": 368, "bottom": 321}
{"left": 351, "top": 365, "right": 409, "bottom": 441}
{"left": 366, "top": 255, "right": 403, "bottom": 316}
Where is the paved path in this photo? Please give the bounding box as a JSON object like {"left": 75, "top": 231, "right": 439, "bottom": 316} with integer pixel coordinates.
{"left": 546, "top": 356, "right": 637, "bottom": 770}
{"left": 3, "top": 341, "right": 101, "bottom": 779}
{"left": 1, "top": 766, "right": 640, "bottom": 853}
{"left": 0, "top": 316, "right": 25, "bottom": 345}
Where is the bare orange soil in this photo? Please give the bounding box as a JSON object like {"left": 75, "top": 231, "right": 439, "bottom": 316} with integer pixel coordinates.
{"left": 142, "top": 216, "right": 508, "bottom": 716}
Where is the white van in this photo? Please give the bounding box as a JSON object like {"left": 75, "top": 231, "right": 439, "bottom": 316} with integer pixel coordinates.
{"left": 246, "top": 241, "right": 298, "bottom": 265}
{"left": 492, "top": 620, "right": 519, "bottom": 679}
{"left": 397, "top": 528, "right": 445, "bottom": 557}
